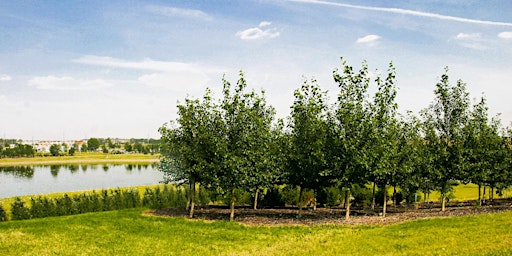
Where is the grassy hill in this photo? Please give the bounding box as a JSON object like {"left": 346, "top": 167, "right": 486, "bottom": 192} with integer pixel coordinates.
{"left": 0, "top": 208, "right": 511, "bottom": 255}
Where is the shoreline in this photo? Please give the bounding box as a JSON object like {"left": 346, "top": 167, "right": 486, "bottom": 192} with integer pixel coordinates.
{"left": 0, "top": 154, "right": 160, "bottom": 166}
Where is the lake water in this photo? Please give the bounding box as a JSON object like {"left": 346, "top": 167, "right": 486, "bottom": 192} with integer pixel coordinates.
{"left": 0, "top": 164, "right": 164, "bottom": 198}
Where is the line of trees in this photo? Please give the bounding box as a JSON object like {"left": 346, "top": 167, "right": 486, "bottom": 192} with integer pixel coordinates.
{"left": 159, "top": 58, "right": 512, "bottom": 221}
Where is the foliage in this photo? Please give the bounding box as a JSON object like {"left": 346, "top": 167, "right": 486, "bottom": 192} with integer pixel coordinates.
{"left": 0, "top": 204, "right": 7, "bottom": 222}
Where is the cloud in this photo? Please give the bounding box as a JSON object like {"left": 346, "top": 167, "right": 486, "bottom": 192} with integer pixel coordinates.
{"left": 74, "top": 55, "right": 227, "bottom": 92}
{"left": 498, "top": 31, "right": 512, "bottom": 39}
{"left": 0, "top": 74, "right": 12, "bottom": 82}
{"left": 237, "top": 21, "right": 280, "bottom": 40}
{"left": 74, "top": 55, "right": 224, "bottom": 73}
{"left": 146, "top": 5, "right": 212, "bottom": 21}
{"left": 356, "top": 34, "right": 381, "bottom": 44}
{"left": 453, "top": 32, "right": 487, "bottom": 50}
{"left": 289, "top": 0, "right": 512, "bottom": 26}
{"left": 28, "top": 76, "right": 111, "bottom": 91}
{"left": 455, "top": 33, "right": 481, "bottom": 40}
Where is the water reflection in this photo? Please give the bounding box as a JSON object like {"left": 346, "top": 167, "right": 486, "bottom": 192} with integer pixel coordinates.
{"left": 50, "top": 165, "right": 61, "bottom": 177}
{"left": 0, "top": 166, "right": 35, "bottom": 179}
{"left": 0, "top": 164, "right": 156, "bottom": 178}
{"left": 0, "top": 163, "right": 162, "bottom": 198}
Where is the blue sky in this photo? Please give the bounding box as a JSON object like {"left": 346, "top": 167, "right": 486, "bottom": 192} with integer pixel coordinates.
{"left": 1, "top": 0, "right": 511, "bottom": 140}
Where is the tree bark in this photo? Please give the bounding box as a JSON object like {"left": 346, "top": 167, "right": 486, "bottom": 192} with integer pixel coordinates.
{"left": 230, "top": 187, "right": 236, "bottom": 222}
{"left": 441, "top": 194, "right": 446, "bottom": 212}
{"left": 345, "top": 189, "right": 351, "bottom": 220}
{"left": 189, "top": 179, "right": 196, "bottom": 218}
{"left": 371, "top": 181, "right": 376, "bottom": 210}
{"left": 298, "top": 186, "right": 303, "bottom": 218}
{"left": 483, "top": 186, "right": 487, "bottom": 204}
{"left": 392, "top": 185, "right": 397, "bottom": 208}
{"left": 253, "top": 189, "right": 259, "bottom": 210}
{"left": 186, "top": 181, "right": 192, "bottom": 210}
{"left": 382, "top": 184, "right": 387, "bottom": 218}
{"left": 313, "top": 189, "right": 317, "bottom": 211}
{"left": 478, "top": 184, "right": 482, "bottom": 206}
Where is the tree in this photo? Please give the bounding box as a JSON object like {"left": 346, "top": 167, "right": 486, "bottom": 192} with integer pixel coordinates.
{"left": 49, "top": 144, "right": 61, "bottom": 157}
{"left": 331, "top": 58, "right": 373, "bottom": 219}
{"left": 286, "top": 78, "right": 330, "bottom": 217}
{"left": 159, "top": 88, "right": 220, "bottom": 218}
{"left": 87, "top": 138, "right": 100, "bottom": 152}
{"left": 421, "top": 68, "right": 470, "bottom": 211}
{"left": 216, "top": 72, "right": 275, "bottom": 221}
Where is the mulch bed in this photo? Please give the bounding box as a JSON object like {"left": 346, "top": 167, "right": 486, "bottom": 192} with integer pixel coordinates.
{"left": 147, "top": 199, "right": 512, "bottom": 226}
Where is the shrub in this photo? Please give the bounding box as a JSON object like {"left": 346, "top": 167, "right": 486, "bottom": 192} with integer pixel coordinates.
{"left": 351, "top": 185, "right": 372, "bottom": 207}
{"left": 11, "top": 197, "right": 31, "bottom": 220}
{"left": 318, "top": 187, "right": 344, "bottom": 207}
{"left": 260, "top": 186, "right": 285, "bottom": 208}
{"left": 0, "top": 204, "right": 7, "bottom": 221}
{"left": 280, "top": 185, "right": 300, "bottom": 206}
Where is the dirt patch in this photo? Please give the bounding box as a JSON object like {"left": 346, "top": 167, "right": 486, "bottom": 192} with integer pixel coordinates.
{"left": 147, "top": 199, "right": 512, "bottom": 226}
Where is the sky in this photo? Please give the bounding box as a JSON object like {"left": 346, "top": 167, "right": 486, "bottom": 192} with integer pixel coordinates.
{"left": 1, "top": 0, "right": 511, "bottom": 140}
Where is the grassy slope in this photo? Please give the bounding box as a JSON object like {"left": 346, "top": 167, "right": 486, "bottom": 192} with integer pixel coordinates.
{"left": 0, "top": 152, "right": 159, "bottom": 166}
{"left": 0, "top": 208, "right": 511, "bottom": 255}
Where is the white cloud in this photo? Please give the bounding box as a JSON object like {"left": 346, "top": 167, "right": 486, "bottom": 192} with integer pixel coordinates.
{"left": 146, "top": 5, "right": 212, "bottom": 21}
{"left": 237, "top": 22, "right": 280, "bottom": 40}
{"left": 453, "top": 33, "right": 487, "bottom": 50}
{"left": 0, "top": 74, "right": 12, "bottom": 81}
{"left": 28, "top": 76, "right": 111, "bottom": 91}
{"left": 290, "top": 0, "right": 512, "bottom": 26}
{"left": 498, "top": 31, "right": 512, "bottom": 39}
{"left": 455, "top": 33, "right": 481, "bottom": 40}
{"left": 356, "top": 34, "right": 381, "bottom": 44}
{"left": 259, "top": 21, "right": 272, "bottom": 27}
{"left": 74, "top": 55, "right": 227, "bottom": 92}
{"left": 74, "top": 55, "right": 224, "bottom": 74}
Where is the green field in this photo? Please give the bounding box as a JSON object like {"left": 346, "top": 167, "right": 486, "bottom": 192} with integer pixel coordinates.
{"left": 0, "top": 208, "right": 511, "bottom": 255}
{"left": 0, "top": 152, "right": 159, "bottom": 166}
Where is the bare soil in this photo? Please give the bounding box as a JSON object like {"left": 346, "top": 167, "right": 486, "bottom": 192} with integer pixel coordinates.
{"left": 148, "top": 199, "right": 512, "bottom": 226}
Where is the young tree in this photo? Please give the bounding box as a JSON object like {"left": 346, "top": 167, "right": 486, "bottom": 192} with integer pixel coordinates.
{"left": 421, "top": 68, "right": 470, "bottom": 211}
{"left": 367, "top": 62, "right": 399, "bottom": 217}
{"left": 332, "top": 58, "right": 373, "bottom": 219}
{"left": 159, "top": 89, "right": 220, "bottom": 218}
{"left": 286, "top": 78, "right": 330, "bottom": 217}
{"left": 216, "top": 72, "right": 275, "bottom": 221}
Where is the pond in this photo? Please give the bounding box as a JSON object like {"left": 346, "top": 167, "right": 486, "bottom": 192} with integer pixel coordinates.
{"left": 0, "top": 164, "right": 164, "bottom": 198}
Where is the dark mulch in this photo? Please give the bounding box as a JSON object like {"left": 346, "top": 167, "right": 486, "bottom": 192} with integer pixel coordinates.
{"left": 147, "top": 199, "right": 512, "bottom": 226}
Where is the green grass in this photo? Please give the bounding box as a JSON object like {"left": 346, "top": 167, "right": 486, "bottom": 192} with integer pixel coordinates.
{"left": 0, "top": 152, "right": 159, "bottom": 166}
{"left": 0, "top": 208, "right": 511, "bottom": 255}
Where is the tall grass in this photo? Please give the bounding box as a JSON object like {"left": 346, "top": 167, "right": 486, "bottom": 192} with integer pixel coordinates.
{"left": 0, "top": 208, "right": 511, "bottom": 255}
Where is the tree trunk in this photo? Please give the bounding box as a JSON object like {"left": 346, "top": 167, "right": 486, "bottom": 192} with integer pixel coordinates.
{"left": 382, "top": 184, "right": 387, "bottom": 218}
{"left": 393, "top": 185, "right": 397, "bottom": 208}
{"left": 186, "top": 181, "right": 192, "bottom": 210}
{"left": 298, "top": 186, "right": 303, "bottom": 218}
{"left": 483, "top": 186, "right": 487, "bottom": 204}
{"left": 345, "top": 189, "right": 351, "bottom": 220}
{"left": 371, "top": 181, "right": 376, "bottom": 210}
{"left": 230, "top": 187, "right": 236, "bottom": 222}
{"left": 441, "top": 194, "right": 446, "bottom": 212}
{"left": 253, "top": 189, "right": 259, "bottom": 210}
{"left": 491, "top": 186, "right": 495, "bottom": 201}
{"left": 313, "top": 189, "right": 317, "bottom": 211}
{"left": 189, "top": 179, "right": 196, "bottom": 218}
{"left": 478, "top": 184, "right": 482, "bottom": 206}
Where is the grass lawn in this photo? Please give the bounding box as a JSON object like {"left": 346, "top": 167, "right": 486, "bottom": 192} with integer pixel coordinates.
{"left": 0, "top": 208, "right": 511, "bottom": 255}
{"left": 0, "top": 152, "right": 159, "bottom": 166}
